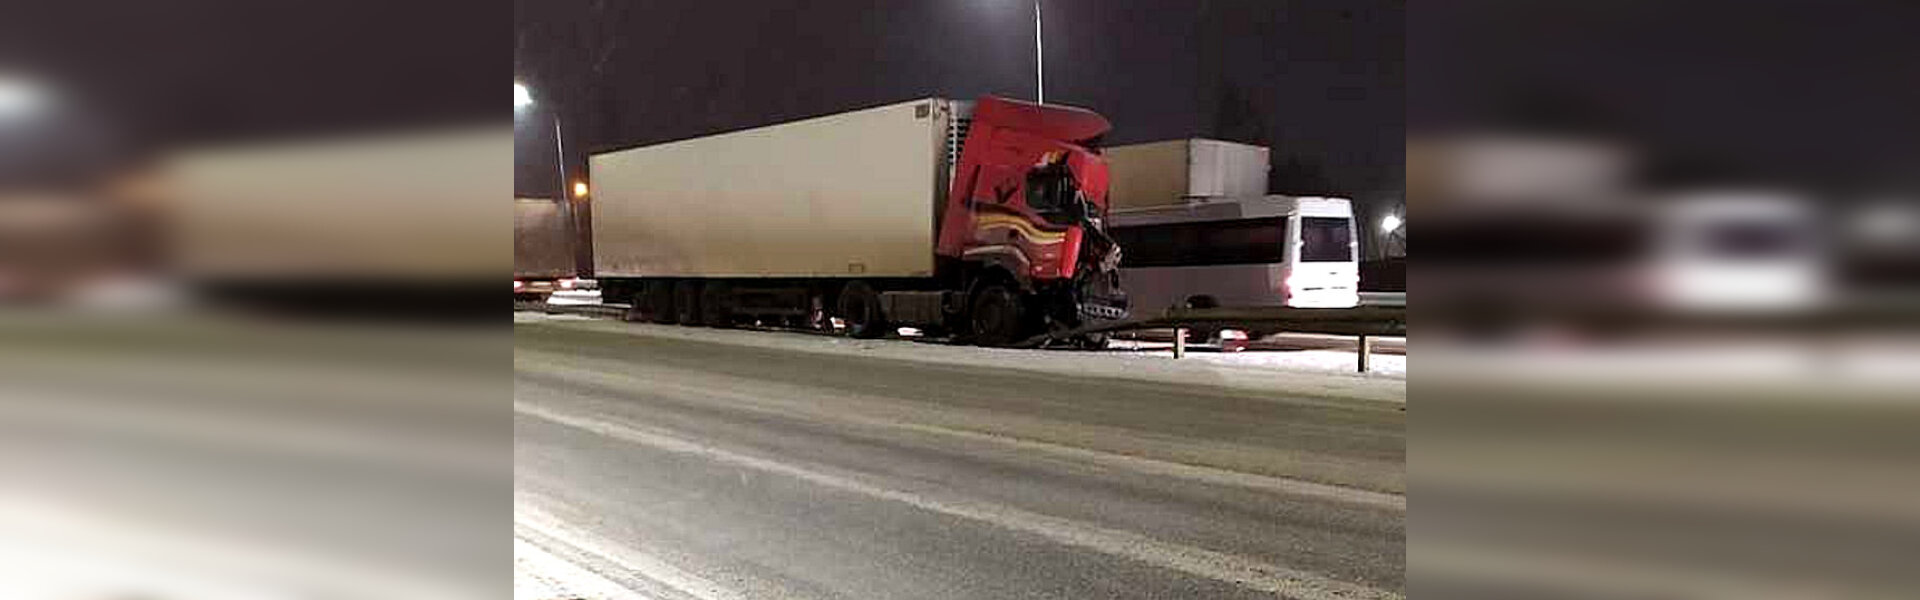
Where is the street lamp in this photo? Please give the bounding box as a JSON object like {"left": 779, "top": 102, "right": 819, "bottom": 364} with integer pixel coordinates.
{"left": 1381, "top": 213, "right": 1403, "bottom": 234}
{"left": 513, "top": 82, "right": 533, "bottom": 110}
{"left": 0, "top": 74, "right": 50, "bottom": 120}
{"left": 516, "top": 80, "right": 586, "bottom": 275}
{"left": 512, "top": 81, "right": 569, "bottom": 203}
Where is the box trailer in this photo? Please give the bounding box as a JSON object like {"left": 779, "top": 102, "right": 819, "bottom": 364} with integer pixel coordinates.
{"left": 159, "top": 126, "right": 510, "bottom": 314}
{"left": 513, "top": 197, "right": 578, "bottom": 301}
{"left": 166, "top": 127, "right": 509, "bottom": 280}
{"left": 1103, "top": 138, "right": 1270, "bottom": 210}
{"left": 589, "top": 96, "right": 1128, "bottom": 345}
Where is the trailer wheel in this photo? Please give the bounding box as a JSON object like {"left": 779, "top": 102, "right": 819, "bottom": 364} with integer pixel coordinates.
{"left": 674, "top": 281, "right": 703, "bottom": 326}
{"left": 970, "top": 284, "right": 1031, "bottom": 347}
{"left": 700, "top": 282, "right": 733, "bottom": 328}
{"left": 837, "top": 281, "right": 887, "bottom": 339}
{"left": 645, "top": 281, "right": 678, "bottom": 324}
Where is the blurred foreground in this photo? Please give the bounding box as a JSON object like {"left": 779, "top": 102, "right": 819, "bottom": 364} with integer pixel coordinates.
{"left": 1413, "top": 2, "right": 1920, "bottom": 597}
{"left": 0, "top": 101, "right": 511, "bottom": 599}
{"left": 0, "top": 311, "right": 509, "bottom": 600}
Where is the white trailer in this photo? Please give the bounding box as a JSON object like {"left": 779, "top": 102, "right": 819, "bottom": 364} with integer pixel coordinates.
{"left": 590, "top": 99, "right": 953, "bottom": 279}
{"left": 158, "top": 126, "right": 511, "bottom": 314}
{"left": 514, "top": 197, "right": 578, "bottom": 301}
{"left": 1103, "top": 138, "right": 1269, "bottom": 210}
{"left": 166, "top": 127, "right": 511, "bottom": 280}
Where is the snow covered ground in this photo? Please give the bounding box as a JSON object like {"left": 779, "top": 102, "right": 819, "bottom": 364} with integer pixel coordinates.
{"left": 515, "top": 537, "right": 652, "bottom": 600}
{"left": 1107, "top": 338, "right": 1406, "bottom": 379}
{"left": 514, "top": 310, "right": 1406, "bottom": 402}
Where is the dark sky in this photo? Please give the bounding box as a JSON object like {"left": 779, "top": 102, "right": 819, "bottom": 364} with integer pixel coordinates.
{"left": 3, "top": 0, "right": 501, "bottom": 185}
{"left": 1408, "top": 0, "right": 1920, "bottom": 194}
{"left": 514, "top": 0, "right": 1405, "bottom": 203}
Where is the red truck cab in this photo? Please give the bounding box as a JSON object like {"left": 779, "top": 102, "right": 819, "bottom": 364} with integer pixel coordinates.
{"left": 934, "top": 96, "right": 1128, "bottom": 344}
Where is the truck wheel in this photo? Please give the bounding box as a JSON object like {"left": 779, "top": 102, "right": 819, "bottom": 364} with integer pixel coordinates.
{"left": 645, "top": 281, "right": 678, "bottom": 324}
{"left": 700, "top": 282, "right": 732, "bottom": 328}
{"left": 837, "top": 281, "right": 887, "bottom": 339}
{"left": 674, "top": 281, "right": 703, "bottom": 326}
{"left": 970, "top": 284, "right": 1031, "bottom": 347}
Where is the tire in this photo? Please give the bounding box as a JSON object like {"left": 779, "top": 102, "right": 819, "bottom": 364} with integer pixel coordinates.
{"left": 969, "top": 283, "right": 1031, "bottom": 347}
{"left": 645, "top": 281, "right": 678, "bottom": 324}
{"left": 837, "top": 281, "right": 887, "bottom": 339}
{"left": 699, "top": 282, "right": 732, "bottom": 328}
{"left": 674, "top": 280, "right": 703, "bottom": 326}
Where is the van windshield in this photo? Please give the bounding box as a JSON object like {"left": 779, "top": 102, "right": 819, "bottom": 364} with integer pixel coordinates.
{"left": 1300, "top": 217, "right": 1353, "bottom": 262}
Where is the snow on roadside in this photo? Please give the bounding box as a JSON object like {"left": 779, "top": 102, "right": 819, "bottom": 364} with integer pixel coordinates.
{"left": 515, "top": 537, "right": 652, "bottom": 600}
{"left": 1108, "top": 343, "right": 1407, "bottom": 378}
{"left": 516, "top": 311, "right": 1406, "bottom": 402}
{"left": 516, "top": 311, "right": 598, "bottom": 323}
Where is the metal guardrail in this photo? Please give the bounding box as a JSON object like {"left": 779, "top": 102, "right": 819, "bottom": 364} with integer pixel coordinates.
{"left": 1359, "top": 292, "right": 1406, "bottom": 307}
{"left": 518, "top": 300, "right": 1406, "bottom": 373}
{"left": 1023, "top": 305, "right": 1406, "bottom": 372}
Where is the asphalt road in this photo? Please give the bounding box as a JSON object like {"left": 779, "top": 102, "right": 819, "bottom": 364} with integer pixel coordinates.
{"left": 514, "top": 318, "right": 1405, "bottom": 599}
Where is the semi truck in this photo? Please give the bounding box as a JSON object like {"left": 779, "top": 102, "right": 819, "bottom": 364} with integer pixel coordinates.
{"left": 589, "top": 96, "right": 1129, "bottom": 346}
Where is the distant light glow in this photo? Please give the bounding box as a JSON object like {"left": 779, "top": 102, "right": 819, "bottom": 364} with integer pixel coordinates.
{"left": 1381, "top": 213, "right": 1403, "bottom": 233}
{"left": 571, "top": 181, "right": 589, "bottom": 198}
{"left": 513, "top": 83, "right": 533, "bottom": 109}
{"left": 0, "top": 75, "right": 50, "bottom": 118}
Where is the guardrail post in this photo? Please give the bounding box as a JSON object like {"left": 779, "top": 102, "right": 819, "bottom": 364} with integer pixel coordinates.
{"left": 1173, "top": 327, "right": 1188, "bottom": 359}
{"left": 1357, "top": 334, "right": 1372, "bottom": 373}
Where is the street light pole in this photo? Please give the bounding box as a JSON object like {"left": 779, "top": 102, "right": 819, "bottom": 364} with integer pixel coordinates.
{"left": 516, "top": 81, "right": 586, "bottom": 276}
{"left": 552, "top": 113, "right": 567, "bottom": 202}
{"left": 1034, "top": 0, "right": 1044, "bottom": 104}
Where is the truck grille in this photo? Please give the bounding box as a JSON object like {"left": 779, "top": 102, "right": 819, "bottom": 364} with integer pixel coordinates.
{"left": 1079, "top": 303, "right": 1129, "bottom": 322}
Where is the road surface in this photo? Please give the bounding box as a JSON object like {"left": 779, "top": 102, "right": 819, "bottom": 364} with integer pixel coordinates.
{"left": 514, "top": 315, "right": 1405, "bottom": 599}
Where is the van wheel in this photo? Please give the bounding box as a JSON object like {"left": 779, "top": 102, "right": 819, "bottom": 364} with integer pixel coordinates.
{"left": 674, "top": 281, "right": 703, "bottom": 326}
{"left": 700, "top": 282, "right": 733, "bottom": 328}
{"left": 646, "top": 281, "right": 678, "bottom": 324}
{"left": 970, "top": 284, "right": 1030, "bottom": 347}
{"left": 837, "top": 281, "right": 887, "bottom": 339}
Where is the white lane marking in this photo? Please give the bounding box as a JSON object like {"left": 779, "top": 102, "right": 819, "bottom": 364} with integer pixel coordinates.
{"left": 517, "top": 401, "right": 1401, "bottom": 600}
{"left": 516, "top": 537, "right": 657, "bottom": 600}
{"left": 516, "top": 503, "right": 744, "bottom": 600}
{"left": 517, "top": 357, "right": 1404, "bottom": 510}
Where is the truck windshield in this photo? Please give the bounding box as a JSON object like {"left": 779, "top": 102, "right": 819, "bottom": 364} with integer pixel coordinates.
{"left": 1026, "top": 165, "right": 1079, "bottom": 226}
{"left": 1300, "top": 217, "right": 1353, "bottom": 262}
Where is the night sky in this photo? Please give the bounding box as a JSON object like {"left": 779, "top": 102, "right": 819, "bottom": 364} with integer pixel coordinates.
{"left": 514, "top": 0, "right": 1405, "bottom": 206}
{"left": 3, "top": 0, "right": 501, "bottom": 186}
{"left": 1409, "top": 0, "right": 1920, "bottom": 194}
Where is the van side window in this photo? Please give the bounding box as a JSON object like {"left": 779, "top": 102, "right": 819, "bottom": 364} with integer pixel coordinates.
{"left": 1111, "top": 217, "right": 1287, "bottom": 267}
